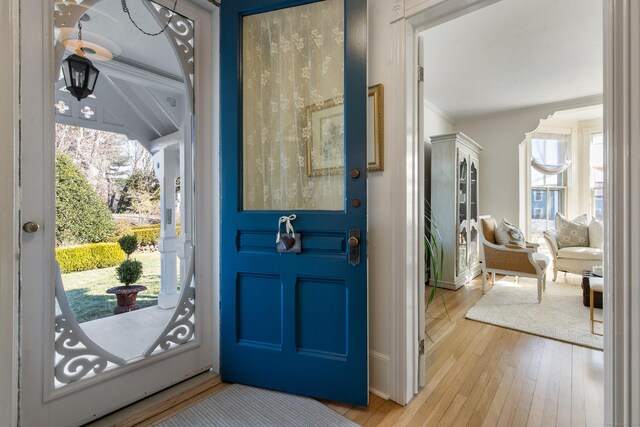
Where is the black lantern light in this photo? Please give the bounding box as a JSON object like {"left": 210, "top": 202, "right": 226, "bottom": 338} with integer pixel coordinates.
{"left": 62, "top": 22, "right": 99, "bottom": 101}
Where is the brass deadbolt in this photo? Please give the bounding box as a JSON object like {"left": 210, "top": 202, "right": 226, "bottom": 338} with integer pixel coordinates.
{"left": 350, "top": 168, "right": 361, "bottom": 179}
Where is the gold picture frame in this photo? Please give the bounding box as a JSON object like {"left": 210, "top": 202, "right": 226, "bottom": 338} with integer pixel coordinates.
{"left": 306, "top": 99, "right": 345, "bottom": 177}
{"left": 368, "top": 83, "right": 384, "bottom": 171}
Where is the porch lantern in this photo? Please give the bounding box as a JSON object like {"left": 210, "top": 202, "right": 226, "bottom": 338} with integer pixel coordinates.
{"left": 62, "top": 54, "right": 99, "bottom": 101}
{"left": 62, "top": 21, "right": 99, "bottom": 102}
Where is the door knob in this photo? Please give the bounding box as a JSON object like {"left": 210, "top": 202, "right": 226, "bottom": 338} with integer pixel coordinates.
{"left": 348, "top": 228, "right": 361, "bottom": 266}
{"left": 22, "top": 221, "right": 40, "bottom": 233}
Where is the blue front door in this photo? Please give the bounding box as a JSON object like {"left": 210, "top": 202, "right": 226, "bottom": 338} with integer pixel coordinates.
{"left": 220, "top": 0, "right": 368, "bottom": 405}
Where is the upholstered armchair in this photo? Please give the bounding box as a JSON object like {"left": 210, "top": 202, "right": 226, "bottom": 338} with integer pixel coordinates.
{"left": 543, "top": 229, "right": 603, "bottom": 281}
{"left": 479, "top": 216, "right": 549, "bottom": 303}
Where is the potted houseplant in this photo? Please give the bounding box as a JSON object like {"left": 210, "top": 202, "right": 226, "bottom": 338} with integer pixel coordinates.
{"left": 425, "top": 199, "right": 449, "bottom": 341}
{"left": 107, "top": 235, "right": 147, "bottom": 314}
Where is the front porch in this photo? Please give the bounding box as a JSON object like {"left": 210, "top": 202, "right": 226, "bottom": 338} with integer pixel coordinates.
{"left": 80, "top": 306, "right": 174, "bottom": 361}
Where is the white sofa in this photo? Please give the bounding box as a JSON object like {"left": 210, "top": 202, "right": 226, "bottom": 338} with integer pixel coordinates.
{"left": 543, "top": 229, "right": 603, "bottom": 281}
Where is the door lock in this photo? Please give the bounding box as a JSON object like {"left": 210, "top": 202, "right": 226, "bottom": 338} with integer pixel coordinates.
{"left": 22, "top": 221, "right": 40, "bottom": 233}
{"left": 348, "top": 228, "right": 361, "bottom": 266}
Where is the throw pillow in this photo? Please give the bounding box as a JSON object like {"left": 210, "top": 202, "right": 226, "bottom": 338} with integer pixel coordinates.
{"left": 495, "top": 218, "right": 526, "bottom": 246}
{"left": 555, "top": 213, "right": 589, "bottom": 248}
{"left": 588, "top": 218, "right": 604, "bottom": 249}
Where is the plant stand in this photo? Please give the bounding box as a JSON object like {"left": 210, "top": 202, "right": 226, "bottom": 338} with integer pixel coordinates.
{"left": 106, "top": 285, "right": 147, "bottom": 314}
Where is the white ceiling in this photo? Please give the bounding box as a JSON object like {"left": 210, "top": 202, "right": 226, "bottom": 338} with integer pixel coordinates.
{"left": 70, "top": 0, "right": 183, "bottom": 78}
{"left": 421, "top": 0, "right": 603, "bottom": 121}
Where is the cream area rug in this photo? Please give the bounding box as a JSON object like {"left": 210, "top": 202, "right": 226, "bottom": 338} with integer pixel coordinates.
{"left": 466, "top": 276, "right": 603, "bottom": 350}
{"left": 158, "top": 384, "right": 359, "bottom": 427}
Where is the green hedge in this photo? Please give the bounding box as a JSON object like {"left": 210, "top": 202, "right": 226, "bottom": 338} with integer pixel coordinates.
{"left": 56, "top": 242, "right": 126, "bottom": 274}
{"left": 131, "top": 224, "right": 180, "bottom": 246}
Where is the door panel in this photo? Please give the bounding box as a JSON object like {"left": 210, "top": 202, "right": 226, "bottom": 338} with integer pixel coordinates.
{"left": 221, "top": 0, "right": 368, "bottom": 405}
{"left": 19, "top": 1, "right": 215, "bottom": 425}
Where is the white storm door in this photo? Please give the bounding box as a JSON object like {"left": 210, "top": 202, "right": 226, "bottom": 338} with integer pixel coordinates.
{"left": 18, "top": 1, "right": 215, "bottom": 426}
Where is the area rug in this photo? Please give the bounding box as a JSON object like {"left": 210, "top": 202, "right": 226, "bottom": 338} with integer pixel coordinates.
{"left": 157, "top": 384, "right": 359, "bottom": 427}
{"left": 465, "top": 276, "right": 603, "bottom": 350}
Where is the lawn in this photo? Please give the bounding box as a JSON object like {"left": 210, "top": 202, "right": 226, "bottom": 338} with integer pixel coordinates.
{"left": 61, "top": 251, "right": 179, "bottom": 323}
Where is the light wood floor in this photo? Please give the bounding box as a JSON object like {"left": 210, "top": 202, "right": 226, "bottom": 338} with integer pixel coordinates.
{"left": 324, "top": 278, "right": 604, "bottom": 427}
{"left": 92, "top": 277, "right": 604, "bottom": 427}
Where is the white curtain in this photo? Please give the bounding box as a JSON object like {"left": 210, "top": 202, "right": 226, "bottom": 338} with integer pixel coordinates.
{"left": 242, "top": 0, "right": 344, "bottom": 211}
{"left": 530, "top": 132, "right": 572, "bottom": 175}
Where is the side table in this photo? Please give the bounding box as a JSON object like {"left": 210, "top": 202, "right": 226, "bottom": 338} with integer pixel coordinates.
{"left": 589, "top": 277, "right": 604, "bottom": 336}
{"left": 582, "top": 271, "right": 603, "bottom": 309}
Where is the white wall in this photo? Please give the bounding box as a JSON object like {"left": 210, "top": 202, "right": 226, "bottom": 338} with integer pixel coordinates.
{"left": 425, "top": 101, "right": 455, "bottom": 138}
{"left": 366, "top": 0, "right": 394, "bottom": 399}
{"left": 456, "top": 97, "right": 602, "bottom": 226}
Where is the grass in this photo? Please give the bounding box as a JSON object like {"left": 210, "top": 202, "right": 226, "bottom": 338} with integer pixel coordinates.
{"left": 61, "top": 251, "right": 178, "bottom": 324}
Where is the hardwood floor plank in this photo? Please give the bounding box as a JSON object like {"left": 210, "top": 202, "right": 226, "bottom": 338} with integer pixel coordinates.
{"left": 511, "top": 336, "right": 546, "bottom": 426}
{"left": 526, "top": 339, "right": 555, "bottom": 427}
{"left": 555, "top": 342, "right": 574, "bottom": 427}
{"left": 571, "top": 345, "right": 587, "bottom": 427}
{"left": 344, "top": 393, "right": 386, "bottom": 425}
{"left": 582, "top": 347, "right": 604, "bottom": 427}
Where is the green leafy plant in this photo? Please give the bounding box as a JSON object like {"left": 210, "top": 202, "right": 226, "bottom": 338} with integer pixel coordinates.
{"left": 116, "top": 259, "right": 143, "bottom": 286}
{"left": 118, "top": 235, "right": 138, "bottom": 258}
{"left": 55, "top": 153, "right": 115, "bottom": 245}
{"left": 425, "top": 198, "right": 449, "bottom": 337}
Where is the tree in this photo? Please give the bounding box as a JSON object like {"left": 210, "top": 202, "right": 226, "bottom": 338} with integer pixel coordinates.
{"left": 117, "top": 170, "right": 161, "bottom": 218}
{"left": 56, "top": 153, "right": 115, "bottom": 245}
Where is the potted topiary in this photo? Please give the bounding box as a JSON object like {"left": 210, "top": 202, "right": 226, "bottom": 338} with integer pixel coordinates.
{"left": 107, "top": 235, "right": 147, "bottom": 314}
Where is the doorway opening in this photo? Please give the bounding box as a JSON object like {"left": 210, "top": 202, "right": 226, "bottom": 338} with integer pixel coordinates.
{"left": 419, "top": 0, "right": 605, "bottom": 423}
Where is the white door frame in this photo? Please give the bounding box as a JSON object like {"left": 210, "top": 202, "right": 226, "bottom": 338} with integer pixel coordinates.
{"left": 389, "top": 1, "right": 640, "bottom": 423}
{"left": 0, "top": 0, "right": 19, "bottom": 424}
{"left": 13, "top": 0, "right": 219, "bottom": 425}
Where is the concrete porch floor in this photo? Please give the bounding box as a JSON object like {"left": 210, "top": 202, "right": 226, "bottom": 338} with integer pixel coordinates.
{"left": 80, "top": 306, "right": 175, "bottom": 361}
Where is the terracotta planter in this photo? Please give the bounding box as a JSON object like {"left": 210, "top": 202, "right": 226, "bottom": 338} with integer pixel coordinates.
{"left": 106, "top": 285, "right": 147, "bottom": 314}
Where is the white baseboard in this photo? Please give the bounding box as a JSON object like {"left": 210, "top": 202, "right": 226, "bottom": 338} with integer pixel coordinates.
{"left": 369, "top": 350, "right": 391, "bottom": 400}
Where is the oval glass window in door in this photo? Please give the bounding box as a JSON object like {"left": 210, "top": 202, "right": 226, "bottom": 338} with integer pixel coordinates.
{"left": 52, "top": 0, "right": 197, "bottom": 387}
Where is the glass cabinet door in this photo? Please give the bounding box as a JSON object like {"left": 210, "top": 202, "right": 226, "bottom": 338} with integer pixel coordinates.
{"left": 457, "top": 150, "right": 468, "bottom": 275}
{"left": 468, "top": 157, "right": 479, "bottom": 267}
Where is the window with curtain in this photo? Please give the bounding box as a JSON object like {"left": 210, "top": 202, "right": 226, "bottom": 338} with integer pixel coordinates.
{"left": 590, "top": 132, "right": 604, "bottom": 220}
{"left": 530, "top": 132, "right": 570, "bottom": 235}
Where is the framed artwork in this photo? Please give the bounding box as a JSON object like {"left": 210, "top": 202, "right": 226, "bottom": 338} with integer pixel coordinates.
{"left": 367, "top": 83, "right": 384, "bottom": 171}
{"left": 306, "top": 99, "right": 344, "bottom": 176}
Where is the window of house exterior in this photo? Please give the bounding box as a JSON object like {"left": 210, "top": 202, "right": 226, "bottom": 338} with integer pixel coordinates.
{"left": 590, "top": 132, "right": 604, "bottom": 220}
{"left": 530, "top": 133, "right": 570, "bottom": 235}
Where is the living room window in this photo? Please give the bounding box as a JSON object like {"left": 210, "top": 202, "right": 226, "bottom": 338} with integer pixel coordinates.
{"left": 590, "top": 132, "right": 604, "bottom": 220}
{"left": 530, "top": 133, "right": 570, "bottom": 237}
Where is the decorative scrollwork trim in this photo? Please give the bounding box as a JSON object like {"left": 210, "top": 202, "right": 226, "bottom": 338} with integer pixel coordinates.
{"left": 143, "top": 245, "right": 196, "bottom": 356}
{"left": 54, "top": 263, "right": 126, "bottom": 386}
{"left": 145, "top": 0, "right": 195, "bottom": 112}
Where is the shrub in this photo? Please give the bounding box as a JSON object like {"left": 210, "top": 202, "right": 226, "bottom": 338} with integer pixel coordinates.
{"left": 56, "top": 154, "right": 115, "bottom": 245}
{"left": 116, "top": 259, "right": 143, "bottom": 286}
{"left": 112, "top": 219, "right": 133, "bottom": 239}
{"left": 56, "top": 243, "right": 126, "bottom": 273}
{"left": 131, "top": 224, "right": 180, "bottom": 247}
{"left": 118, "top": 235, "right": 138, "bottom": 258}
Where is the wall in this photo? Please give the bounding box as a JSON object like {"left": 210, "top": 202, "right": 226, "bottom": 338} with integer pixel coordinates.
{"left": 366, "top": 0, "right": 394, "bottom": 399}
{"left": 456, "top": 97, "right": 602, "bottom": 226}
{"left": 425, "top": 101, "right": 455, "bottom": 138}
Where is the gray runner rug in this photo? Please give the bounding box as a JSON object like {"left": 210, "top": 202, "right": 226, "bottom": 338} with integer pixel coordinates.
{"left": 158, "top": 384, "right": 360, "bottom": 427}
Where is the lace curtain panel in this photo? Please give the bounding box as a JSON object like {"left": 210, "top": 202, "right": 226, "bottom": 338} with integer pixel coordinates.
{"left": 531, "top": 132, "right": 572, "bottom": 175}
{"left": 242, "top": 0, "right": 345, "bottom": 211}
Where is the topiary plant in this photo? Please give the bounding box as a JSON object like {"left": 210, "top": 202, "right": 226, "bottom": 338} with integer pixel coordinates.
{"left": 116, "top": 259, "right": 143, "bottom": 286}
{"left": 117, "top": 235, "right": 138, "bottom": 259}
